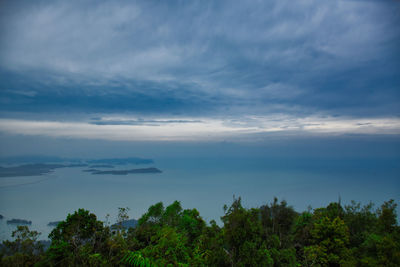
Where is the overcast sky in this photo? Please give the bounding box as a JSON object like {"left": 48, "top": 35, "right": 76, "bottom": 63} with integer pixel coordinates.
{"left": 0, "top": 0, "right": 399, "bottom": 142}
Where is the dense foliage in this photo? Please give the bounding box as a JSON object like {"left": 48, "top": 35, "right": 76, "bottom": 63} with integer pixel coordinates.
{"left": 1, "top": 198, "right": 399, "bottom": 266}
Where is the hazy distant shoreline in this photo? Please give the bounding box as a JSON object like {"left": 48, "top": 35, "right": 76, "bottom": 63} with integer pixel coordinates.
{"left": 0, "top": 164, "right": 86, "bottom": 178}
{"left": 0, "top": 156, "right": 156, "bottom": 178}
{"left": 83, "top": 167, "right": 162, "bottom": 175}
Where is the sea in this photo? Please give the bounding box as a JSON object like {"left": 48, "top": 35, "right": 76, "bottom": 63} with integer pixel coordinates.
{"left": 0, "top": 156, "right": 399, "bottom": 241}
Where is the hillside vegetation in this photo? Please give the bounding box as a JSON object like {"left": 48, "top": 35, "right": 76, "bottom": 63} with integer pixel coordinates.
{"left": 1, "top": 197, "right": 399, "bottom": 266}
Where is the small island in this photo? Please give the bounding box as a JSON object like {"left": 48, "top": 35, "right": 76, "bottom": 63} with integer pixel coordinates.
{"left": 47, "top": 221, "right": 62, "bottom": 227}
{"left": 111, "top": 219, "right": 138, "bottom": 229}
{"left": 7, "top": 219, "right": 32, "bottom": 225}
{"left": 0, "top": 214, "right": 3, "bottom": 219}
{"left": 0, "top": 164, "right": 65, "bottom": 177}
{"left": 0, "top": 163, "right": 87, "bottom": 177}
{"left": 0, "top": 157, "right": 154, "bottom": 177}
{"left": 84, "top": 167, "right": 162, "bottom": 175}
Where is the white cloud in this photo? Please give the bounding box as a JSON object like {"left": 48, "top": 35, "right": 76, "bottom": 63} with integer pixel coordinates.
{"left": 0, "top": 116, "right": 398, "bottom": 142}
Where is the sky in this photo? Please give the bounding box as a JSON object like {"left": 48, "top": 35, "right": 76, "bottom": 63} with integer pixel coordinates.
{"left": 0, "top": 0, "right": 399, "bottom": 150}
{"left": 0, "top": 0, "right": 400, "bottom": 231}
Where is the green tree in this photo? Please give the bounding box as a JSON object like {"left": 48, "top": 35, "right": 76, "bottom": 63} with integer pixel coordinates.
{"left": 304, "top": 216, "right": 351, "bottom": 266}
{"left": 293, "top": 210, "right": 313, "bottom": 260}
{"left": 222, "top": 197, "right": 273, "bottom": 266}
{"left": 116, "top": 207, "right": 130, "bottom": 233}
{"left": 343, "top": 201, "right": 377, "bottom": 248}
{"left": 140, "top": 226, "right": 190, "bottom": 266}
{"left": 259, "top": 198, "right": 298, "bottom": 266}
{"left": 260, "top": 197, "right": 298, "bottom": 247}
{"left": 1, "top": 226, "right": 43, "bottom": 267}
{"left": 43, "top": 209, "right": 110, "bottom": 266}
{"left": 357, "top": 200, "right": 400, "bottom": 266}
{"left": 194, "top": 219, "right": 229, "bottom": 266}
{"left": 377, "top": 199, "right": 397, "bottom": 234}
{"left": 1, "top": 198, "right": 398, "bottom": 267}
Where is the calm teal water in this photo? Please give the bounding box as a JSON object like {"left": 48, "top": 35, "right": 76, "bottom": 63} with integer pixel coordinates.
{"left": 0, "top": 157, "right": 399, "bottom": 241}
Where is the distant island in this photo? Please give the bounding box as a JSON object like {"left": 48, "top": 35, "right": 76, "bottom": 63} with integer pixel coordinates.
{"left": 47, "top": 221, "right": 62, "bottom": 227}
{"left": 0, "top": 155, "right": 153, "bottom": 165}
{"left": 0, "top": 156, "right": 155, "bottom": 177}
{"left": 0, "top": 164, "right": 66, "bottom": 177}
{"left": 84, "top": 167, "right": 162, "bottom": 175}
{"left": 7, "top": 219, "right": 32, "bottom": 225}
{"left": 111, "top": 219, "right": 138, "bottom": 229}
{"left": 0, "top": 163, "right": 90, "bottom": 177}
{"left": 0, "top": 214, "right": 3, "bottom": 219}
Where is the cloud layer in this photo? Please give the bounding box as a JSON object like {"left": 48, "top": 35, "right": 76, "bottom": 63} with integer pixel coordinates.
{"left": 0, "top": 116, "right": 399, "bottom": 142}
{"left": 0, "top": 0, "right": 399, "bottom": 140}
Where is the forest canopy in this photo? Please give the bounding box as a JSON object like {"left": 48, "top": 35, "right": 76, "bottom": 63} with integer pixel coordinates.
{"left": 1, "top": 198, "right": 399, "bottom": 266}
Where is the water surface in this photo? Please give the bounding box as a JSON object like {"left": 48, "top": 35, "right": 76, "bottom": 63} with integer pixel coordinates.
{"left": 0, "top": 157, "right": 399, "bottom": 241}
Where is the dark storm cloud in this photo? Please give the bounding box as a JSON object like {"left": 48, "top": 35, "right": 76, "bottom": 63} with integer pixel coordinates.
{"left": 0, "top": 0, "right": 399, "bottom": 118}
